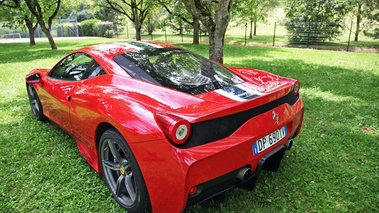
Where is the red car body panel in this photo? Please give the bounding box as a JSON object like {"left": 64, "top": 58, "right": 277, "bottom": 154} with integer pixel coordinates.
{"left": 26, "top": 41, "right": 304, "bottom": 212}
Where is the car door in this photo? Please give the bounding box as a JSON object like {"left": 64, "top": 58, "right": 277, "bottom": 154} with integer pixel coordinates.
{"left": 40, "top": 53, "right": 94, "bottom": 131}
{"left": 68, "top": 59, "right": 106, "bottom": 144}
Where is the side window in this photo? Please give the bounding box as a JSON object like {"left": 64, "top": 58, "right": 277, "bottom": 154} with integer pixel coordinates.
{"left": 81, "top": 60, "right": 106, "bottom": 80}
{"left": 49, "top": 53, "right": 105, "bottom": 81}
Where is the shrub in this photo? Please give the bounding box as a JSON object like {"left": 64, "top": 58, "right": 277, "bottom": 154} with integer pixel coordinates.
{"left": 104, "top": 29, "right": 115, "bottom": 38}
{"left": 94, "top": 22, "right": 114, "bottom": 38}
{"left": 81, "top": 19, "right": 101, "bottom": 36}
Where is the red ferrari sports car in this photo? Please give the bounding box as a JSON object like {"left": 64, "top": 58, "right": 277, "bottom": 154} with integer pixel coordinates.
{"left": 26, "top": 41, "right": 304, "bottom": 213}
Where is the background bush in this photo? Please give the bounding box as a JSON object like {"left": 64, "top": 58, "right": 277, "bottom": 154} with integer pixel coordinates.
{"left": 94, "top": 22, "right": 114, "bottom": 38}
{"left": 79, "top": 20, "right": 114, "bottom": 38}
{"left": 80, "top": 19, "right": 101, "bottom": 36}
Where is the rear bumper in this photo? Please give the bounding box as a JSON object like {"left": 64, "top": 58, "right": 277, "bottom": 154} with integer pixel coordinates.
{"left": 130, "top": 98, "right": 304, "bottom": 213}
{"left": 186, "top": 143, "right": 291, "bottom": 208}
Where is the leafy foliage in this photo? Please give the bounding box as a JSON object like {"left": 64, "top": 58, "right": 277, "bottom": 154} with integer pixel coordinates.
{"left": 94, "top": 22, "right": 114, "bottom": 38}
{"left": 25, "top": 0, "right": 61, "bottom": 49}
{"left": 99, "top": 0, "right": 156, "bottom": 40}
{"left": 76, "top": 9, "right": 95, "bottom": 22}
{"left": 158, "top": 0, "right": 201, "bottom": 44}
{"left": 285, "top": 0, "right": 349, "bottom": 43}
{"left": 0, "top": 0, "right": 38, "bottom": 45}
{"left": 80, "top": 19, "right": 101, "bottom": 36}
{"left": 345, "top": 0, "right": 379, "bottom": 41}
{"left": 0, "top": 0, "right": 26, "bottom": 29}
{"left": 160, "top": 1, "right": 192, "bottom": 34}
{"left": 361, "top": 0, "right": 379, "bottom": 39}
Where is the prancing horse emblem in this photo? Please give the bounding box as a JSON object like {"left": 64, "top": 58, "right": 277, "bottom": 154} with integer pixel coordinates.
{"left": 272, "top": 111, "right": 279, "bottom": 124}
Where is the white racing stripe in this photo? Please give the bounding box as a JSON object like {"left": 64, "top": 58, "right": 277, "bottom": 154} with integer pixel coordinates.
{"left": 215, "top": 83, "right": 263, "bottom": 102}
{"left": 120, "top": 43, "right": 143, "bottom": 51}
{"left": 135, "top": 41, "right": 163, "bottom": 48}
{"left": 237, "top": 83, "right": 265, "bottom": 96}
{"left": 215, "top": 88, "right": 247, "bottom": 102}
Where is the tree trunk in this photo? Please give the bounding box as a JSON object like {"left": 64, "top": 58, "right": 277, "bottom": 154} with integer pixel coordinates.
{"left": 354, "top": 3, "right": 362, "bottom": 42}
{"left": 209, "top": 1, "right": 232, "bottom": 63}
{"left": 24, "top": 16, "right": 36, "bottom": 46}
{"left": 193, "top": 18, "right": 200, "bottom": 44}
{"left": 147, "top": 16, "right": 153, "bottom": 35}
{"left": 41, "top": 26, "right": 57, "bottom": 50}
{"left": 28, "top": 27, "right": 36, "bottom": 46}
{"left": 38, "top": 22, "right": 57, "bottom": 49}
{"left": 135, "top": 25, "right": 142, "bottom": 41}
{"left": 134, "top": 14, "right": 142, "bottom": 41}
{"left": 181, "top": 0, "right": 232, "bottom": 63}
{"left": 249, "top": 20, "right": 253, "bottom": 39}
{"left": 253, "top": 21, "right": 257, "bottom": 36}
{"left": 24, "top": 0, "right": 60, "bottom": 49}
{"left": 179, "top": 22, "right": 183, "bottom": 35}
{"left": 208, "top": 30, "right": 222, "bottom": 63}
{"left": 208, "top": 22, "right": 227, "bottom": 63}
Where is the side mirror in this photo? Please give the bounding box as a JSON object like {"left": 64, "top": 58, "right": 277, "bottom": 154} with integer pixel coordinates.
{"left": 26, "top": 73, "right": 42, "bottom": 84}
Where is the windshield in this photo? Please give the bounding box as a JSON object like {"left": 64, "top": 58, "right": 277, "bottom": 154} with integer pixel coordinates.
{"left": 114, "top": 48, "right": 244, "bottom": 95}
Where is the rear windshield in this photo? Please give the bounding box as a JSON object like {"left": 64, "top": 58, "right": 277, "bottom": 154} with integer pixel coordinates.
{"left": 114, "top": 48, "right": 243, "bottom": 95}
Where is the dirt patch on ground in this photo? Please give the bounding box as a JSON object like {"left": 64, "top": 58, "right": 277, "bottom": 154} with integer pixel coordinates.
{"left": 225, "top": 40, "right": 379, "bottom": 53}
{"left": 362, "top": 127, "right": 376, "bottom": 134}
{"left": 286, "top": 44, "right": 379, "bottom": 53}
{"left": 349, "top": 47, "right": 379, "bottom": 53}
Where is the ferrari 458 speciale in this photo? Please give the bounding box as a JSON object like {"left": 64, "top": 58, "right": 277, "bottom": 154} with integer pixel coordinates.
{"left": 26, "top": 41, "right": 304, "bottom": 213}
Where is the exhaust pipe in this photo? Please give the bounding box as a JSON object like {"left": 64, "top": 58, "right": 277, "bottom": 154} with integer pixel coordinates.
{"left": 286, "top": 139, "right": 293, "bottom": 151}
{"left": 236, "top": 167, "right": 252, "bottom": 182}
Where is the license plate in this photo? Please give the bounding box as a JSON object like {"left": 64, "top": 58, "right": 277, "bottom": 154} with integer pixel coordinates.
{"left": 253, "top": 126, "right": 288, "bottom": 155}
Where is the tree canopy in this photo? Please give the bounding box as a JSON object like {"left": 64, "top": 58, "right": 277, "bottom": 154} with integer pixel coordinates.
{"left": 159, "top": 0, "right": 200, "bottom": 44}
{"left": 285, "top": 0, "right": 349, "bottom": 43}
{"left": 25, "top": 0, "right": 61, "bottom": 49}
{"left": 347, "top": 0, "right": 379, "bottom": 40}
{"left": 0, "top": 0, "right": 38, "bottom": 46}
{"left": 99, "top": 0, "right": 155, "bottom": 41}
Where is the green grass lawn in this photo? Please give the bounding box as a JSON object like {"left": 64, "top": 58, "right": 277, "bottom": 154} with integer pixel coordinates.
{"left": 0, "top": 38, "right": 378, "bottom": 212}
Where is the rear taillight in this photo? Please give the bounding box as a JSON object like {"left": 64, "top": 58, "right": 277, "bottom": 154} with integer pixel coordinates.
{"left": 155, "top": 113, "right": 191, "bottom": 145}
{"left": 294, "top": 81, "right": 300, "bottom": 95}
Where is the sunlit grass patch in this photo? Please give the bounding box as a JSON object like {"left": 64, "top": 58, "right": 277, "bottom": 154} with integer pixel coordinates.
{"left": 303, "top": 87, "right": 362, "bottom": 103}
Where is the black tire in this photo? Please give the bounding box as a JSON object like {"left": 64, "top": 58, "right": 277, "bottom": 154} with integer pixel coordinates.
{"left": 26, "top": 83, "right": 46, "bottom": 121}
{"left": 99, "top": 129, "right": 150, "bottom": 213}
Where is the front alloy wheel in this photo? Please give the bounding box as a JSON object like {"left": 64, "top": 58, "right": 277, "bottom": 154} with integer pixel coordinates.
{"left": 26, "top": 83, "right": 46, "bottom": 121}
{"left": 99, "top": 129, "right": 150, "bottom": 213}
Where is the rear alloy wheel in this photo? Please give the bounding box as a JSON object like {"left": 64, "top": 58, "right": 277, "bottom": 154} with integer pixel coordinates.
{"left": 26, "top": 83, "right": 46, "bottom": 121}
{"left": 99, "top": 129, "right": 150, "bottom": 213}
